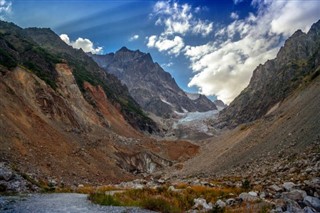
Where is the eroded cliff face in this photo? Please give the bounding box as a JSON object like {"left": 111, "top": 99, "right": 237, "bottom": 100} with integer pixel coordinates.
{"left": 217, "top": 20, "right": 320, "bottom": 128}
{"left": 0, "top": 64, "right": 199, "bottom": 186}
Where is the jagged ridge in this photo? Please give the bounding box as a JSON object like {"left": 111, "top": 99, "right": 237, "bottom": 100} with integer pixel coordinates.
{"left": 217, "top": 20, "right": 320, "bottom": 128}
{"left": 90, "top": 47, "right": 217, "bottom": 118}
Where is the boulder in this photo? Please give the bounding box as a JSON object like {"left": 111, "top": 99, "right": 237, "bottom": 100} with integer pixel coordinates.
{"left": 285, "top": 199, "right": 303, "bottom": 213}
{"left": 283, "top": 182, "right": 296, "bottom": 191}
{"left": 282, "top": 189, "right": 307, "bottom": 201}
{"left": 303, "top": 196, "right": 320, "bottom": 211}
{"left": 239, "top": 192, "right": 259, "bottom": 202}
{"left": 215, "top": 199, "right": 226, "bottom": 208}
{"left": 193, "top": 198, "right": 212, "bottom": 211}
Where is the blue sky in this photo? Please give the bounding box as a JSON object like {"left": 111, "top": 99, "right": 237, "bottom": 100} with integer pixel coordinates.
{"left": 1, "top": 0, "right": 320, "bottom": 103}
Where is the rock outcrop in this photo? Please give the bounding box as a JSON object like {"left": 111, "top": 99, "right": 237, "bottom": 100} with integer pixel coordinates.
{"left": 90, "top": 47, "right": 217, "bottom": 118}
{"left": 218, "top": 20, "right": 320, "bottom": 128}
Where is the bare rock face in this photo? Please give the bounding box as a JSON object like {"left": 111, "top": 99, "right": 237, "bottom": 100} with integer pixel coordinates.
{"left": 90, "top": 47, "right": 217, "bottom": 118}
{"left": 217, "top": 20, "right": 320, "bottom": 128}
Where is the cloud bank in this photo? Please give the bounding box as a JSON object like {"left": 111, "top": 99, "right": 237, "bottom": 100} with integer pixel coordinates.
{"left": 60, "top": 34, "right": 103, "bottom": 54}
{"left": 148, "top": 0, "right": 320, "bottom": 104}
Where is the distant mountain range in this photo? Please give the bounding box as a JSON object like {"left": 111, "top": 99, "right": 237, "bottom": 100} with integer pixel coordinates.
{"left": 90, "top": 47, "right": 217, "bottom": 118}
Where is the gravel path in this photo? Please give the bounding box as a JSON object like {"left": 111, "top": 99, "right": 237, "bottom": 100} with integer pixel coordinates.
{"left": 0, "top": 193, "right": 155, "bottom": 213}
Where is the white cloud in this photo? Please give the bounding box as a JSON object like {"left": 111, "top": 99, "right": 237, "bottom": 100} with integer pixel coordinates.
{"left": 147, "top": 35, "right": 184, "bottom": 56}
{"left": 129, "top": 34, "right": 139, "bottom": 41}
{"left": 152, "top": 1, "right": 212, "bottom": 37}
{"left": 59, "top": 34, "right": 103, "bottom": 54}
{"left": 0, "top": 0, "right": 12, "bottom": 19}
{"left": 192, "top": 20, "right": 213, "bottom": 36}
{"left": 186, "top": 0, "right": 320, "bottom": 104}
{"left": 148, "top": 1, "right": 213, "bottom": 56}
{"left": 230, "top": 12, "right": 239, "bottom": 20}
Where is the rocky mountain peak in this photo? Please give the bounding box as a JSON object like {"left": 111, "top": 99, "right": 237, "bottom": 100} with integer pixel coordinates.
{"left": 90, "top": 48, "right": 217, "bottom": 118}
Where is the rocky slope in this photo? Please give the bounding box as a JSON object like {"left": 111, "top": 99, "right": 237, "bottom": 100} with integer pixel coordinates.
{"left": 0, "top": 21, "right": 199, "bottom": 188}
{"left": 90, "top": 47, "right": 217, "bottom": 118}
{"left": 22, "top": 26, "right": 158, "bottom": 134}
{"left": 217, "top": 20, "right": 320, "bottom": 128}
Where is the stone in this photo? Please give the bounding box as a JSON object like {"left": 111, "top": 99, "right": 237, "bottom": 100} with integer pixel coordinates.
{"left": 270, "top": 206, "right": 284, "bottom": 213}
{"left": 226, "top": 198, "right": 236, "bottom": 206}
{"left": 283, "top": 182, "right": 296, "bottom": 191}
{"left": 260, "top": 192, "right": 266, "bottom": 199}
{"left": 168, "top": 186, "right": 183, "bottom": 192}
{"left": 215, "top": 199, "right": 226, "bottom": 208}
{"left": 248, "top": 191, "right": 258, "bottom": 197}
{"left": 285, "top": 199, "right": 303, "bottom": 213}
{"left": 270, "top": 184, "right": 283, "bottom": 192}
{"left": 239, "top": 192, "right": 259, "bottom": 202}
{"left": 157, "top": 179, "right": 165, "bottom": 184}
{"left": 0, "top": 163, "right": 14, "bottom": 181}
{"left": 193, "top": 198, "right": 212, "bottom": 211}
{"left": 303, "top": 206, "right": 317, "bottom": 213}
{"left": 303, "top": 196, "right": 320, "bottom": 211}
{"left": 282, "top": 189, "right": 307, "bottom": 201}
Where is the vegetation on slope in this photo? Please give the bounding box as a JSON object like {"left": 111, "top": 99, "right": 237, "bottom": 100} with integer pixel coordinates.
{"left": 0, "top": 21, "right": 158, "bottom": 133}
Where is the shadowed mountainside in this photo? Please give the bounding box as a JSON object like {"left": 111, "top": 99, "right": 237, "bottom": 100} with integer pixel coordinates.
{"left": 217, "top": 20, "right": 320, "bottom": 128}
{"left": 90, "top": 48, "right": 217, "bottom": 118}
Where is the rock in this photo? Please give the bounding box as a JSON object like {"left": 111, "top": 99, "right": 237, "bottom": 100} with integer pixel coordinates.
{"left": 215, "top": 199, "right": 226, "bottom": 208}
{"left": 0, "top": 162, "right": 30, "bottom": 193}
{"left": 282, "top": 189, "right": 307, "bottom": 201}
{"left": 260, "top": 191, "right": 266, "bottom": 199}
{"left": 248, "top": 191, "right": 258, "bottom": 197}
{"left": 168, "top": 186, "right": 183, "bottom": 192}
{"left": 226, "top": 198, "right": 236, "bottom": 206}
{"left": 285, "top": 199, "right": 303, "bottom": 213}
{"left": 303, "top": 206, "right": 317, "bottom": 213}
{"left": 0, "top": 163, "right": 14, "bottom": 181}
{"left": 270, "top": 206, "right": 284, "bottom": 213}
{"left": 193, "top": 198, "right": 212, "bottom": 211}
{"left": 303, "top": 196, "right": 320, "bottom": 211}
{"left": 157, "top": 179, "right": 165, "bottom": 184}
{"left": 239, "top": 192, "right": 259, "bottom": 202}
{"left": 283, "top": 182, "right": 296, "bottom": 191}
{"left": 270, "top": 184, "right": 283, "bottom": 192}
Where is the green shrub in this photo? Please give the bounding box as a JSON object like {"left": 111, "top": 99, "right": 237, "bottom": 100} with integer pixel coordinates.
{"left": 89, "top": 193, "right": 122, "bottom": 206}
{"left": 0, "top": 49, "right": 17, "bottom": 69}
{"left": 141, "top": 197, "right": 181, "bottom": 213}
{"left": 242, "top": 179, "right": 251, "bottom": 191}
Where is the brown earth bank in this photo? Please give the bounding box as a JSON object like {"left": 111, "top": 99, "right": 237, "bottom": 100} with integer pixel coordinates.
{"left": 0, "top": 64, "right": 199, "bottom": 188}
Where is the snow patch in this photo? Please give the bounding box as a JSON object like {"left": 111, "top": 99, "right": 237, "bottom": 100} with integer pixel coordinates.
{"left": 160, "top": 97, "right": 173, "bottom": 107}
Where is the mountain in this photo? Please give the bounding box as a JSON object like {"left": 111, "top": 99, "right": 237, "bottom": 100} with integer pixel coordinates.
{"left": 0, "top": 21, "right": 200, "bottom": 187}
{"left": 90, "top": 47, "right": 217, "bottom": 118}
{"left": 20, "top": 26, "right": 158, "bottom": 134}
{"left": 217, "top": 20, "right": 320, "bottom": 128}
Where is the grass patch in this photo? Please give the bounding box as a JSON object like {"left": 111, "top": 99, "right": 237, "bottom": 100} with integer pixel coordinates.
{"left": 89, "top": 185, "right": 243, "bottom": 212}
